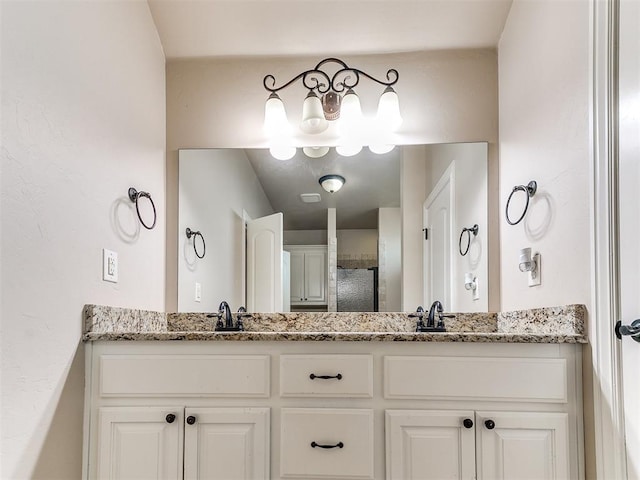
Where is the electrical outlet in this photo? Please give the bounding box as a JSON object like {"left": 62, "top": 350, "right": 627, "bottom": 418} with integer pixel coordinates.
{"left": 103, "top": 249, "right": 118, "bottom": 283}
{"left": 195, "top": 282, "right": 202, "bottom": 302}
{"left": 528, "top": 253, "right": 542, "bottom": 287}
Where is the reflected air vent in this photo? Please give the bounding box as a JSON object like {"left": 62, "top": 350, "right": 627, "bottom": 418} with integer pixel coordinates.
{"left": 300, "top": 193, "right": 322, "bottom": 203}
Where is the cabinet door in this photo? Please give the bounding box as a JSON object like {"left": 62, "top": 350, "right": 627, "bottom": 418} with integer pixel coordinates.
{"left": 184, "top": 407, "right": 269, "bottom": 480}
{"left": 385, "top": 410, "right": 476, "bottom": 480}
{"left": 289, "top": 251, "right": 305, "bottom": 303}
{"left": 97, "top": 406, "right": 182, "bottom": 480}
{"left": 476, "top": 411, "right": 570, "bottom": 480}
{"left": 304, "top": 250, "right": 327, "bottom": 303}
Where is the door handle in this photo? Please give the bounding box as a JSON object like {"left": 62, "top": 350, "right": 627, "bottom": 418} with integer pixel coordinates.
{"left": 615, "top": 319, "right": 640, "bottom": 343}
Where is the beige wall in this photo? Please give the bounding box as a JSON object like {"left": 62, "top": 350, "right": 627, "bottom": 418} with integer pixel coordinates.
{"left": 498, "top": 0, "right": 591, "bottom": 311}
{"left": 0, "top": 2, "right": 166, "bottom": 477}
{"left": 424, "top": 143, "right": 490, "bottom": 312}
{"left": 178, "top": 149, "right": 273, "bottom": 312}
{"left": 378, "top": 208, "right": 402, "bottom": 312}
{"left": 166, "top": 50, "right": 499, "bottom": 311}
{"left": 337, "top": 229, "right": 378, "bottom": 259}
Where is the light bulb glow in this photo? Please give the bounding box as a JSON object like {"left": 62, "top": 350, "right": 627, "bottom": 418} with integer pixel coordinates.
{"left": 339, "top": 89, "right": 363, "bottom": 133}
{"left": 303, "top": 146, "right": 330, "bottom": 158}
{"left": 376, "top": 86, "right": 402, "bottom": 131}
{"left": 264, "top": 93, "right": 290, "bottom": 136}
{"left": 269, "top": 146, "right": 296, "bottom": 161}
{"left": 336, "top": 144, "right": 362, "bottom": 157}
{"left": 369, "top": 144, "right": 395, "bottom": 154}
{"left": 301, "top": 91, "right": 329, "bottom": 134}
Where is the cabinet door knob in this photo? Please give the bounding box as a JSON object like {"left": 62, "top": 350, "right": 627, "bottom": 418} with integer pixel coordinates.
{"left": 165, "top": 413, "right": 176, "bottom": 424}
{"left": 463, "top": 418, "right": 473, "bottom": 429}
{"left": 186, "top": 415, "right": 197, "bottom": 425}
{"left": 484, "top": 419, "right": 495, "bottom": 430}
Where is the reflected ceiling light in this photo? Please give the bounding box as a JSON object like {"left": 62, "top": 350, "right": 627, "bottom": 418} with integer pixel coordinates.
{"left": 319, "top": 174, "right": 345, "bottom": 193}
{"left": 263, "top": 58, "right": 400, "bottom": 141}
{"left": 369, "top": 144, "right": 395, "bottom": 155}
{"left": 335, "top": 144, "right": 362, "bottom": 157}
{"left": 303, "top": 146, "right": 330, "bottom": 158}
{"left": 269, "top": 146, "right": 296, "bottom": 161}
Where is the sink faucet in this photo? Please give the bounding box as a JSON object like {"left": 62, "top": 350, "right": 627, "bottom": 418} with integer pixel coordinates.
{"left": 427, "top": 300, "right": 455, "bottom": 330}
{"left": 218, "top": 301, "right": 233, "bottom": 329}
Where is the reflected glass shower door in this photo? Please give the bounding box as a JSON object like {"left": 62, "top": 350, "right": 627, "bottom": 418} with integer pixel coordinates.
{"left": 337, "top": 268, "right": 378, "bottom": 312}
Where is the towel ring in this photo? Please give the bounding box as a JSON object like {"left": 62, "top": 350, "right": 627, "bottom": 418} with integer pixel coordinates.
{"left": 505, "top": 180, "right": 537, "bottom": 226}
{"left": 186, "top": 228, "right": 206, "bottom": 259}
{"left": 459, "top": 224, "right": 479, "bottom": 256}
{"left": 128, "top": 187, "right": 157, "bottom": 230}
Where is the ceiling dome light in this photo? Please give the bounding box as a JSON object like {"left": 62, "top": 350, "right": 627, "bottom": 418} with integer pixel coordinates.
{"left": 336, "top": 144, "right": 362, "bottom": 157}
{"left": 369, "top": 144, "right": 396, "bottom": 154}
{"left": 301, "top": 91, "right": 329, "bottom": 134}
{"left": 376, "top": 86, "right": 402, "bottom": 131}
{"left": 269, "top": 146, "right": 296, "bottom": 161}
{"left": 264, "top": 93, "right": 290, "bottom": 136}
{"left": 319, "top": 174, "right": 345, "bottom": 193}
{"left": 303, "top": 146, "right": 330, "bottom": 158}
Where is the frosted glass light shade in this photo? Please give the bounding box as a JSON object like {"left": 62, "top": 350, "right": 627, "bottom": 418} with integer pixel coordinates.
{"left": 319, "top": 174, "right": 345, "bottom": 193}
{"left": 339, "top": 89, "right": 362, "bottom": 129}
{"left": 301, "top": 91, "right": 329, "bottom": 134}
{"left": 269, "top": 146, "right": 296, "bottom": 161}
{"left": 369, "top": 144, "right": 395, "bottom": 154}
{"left": 264, "top": 93, "right": 290, "bottom": 136}
{"left": 376, "top": 86, "right": 402, "bottom": 131}
{"left": 336, "top": 144, "right": 362, "bottom": 157}
{"left": 303, "top": 146, "right": 330, "bottom": 158}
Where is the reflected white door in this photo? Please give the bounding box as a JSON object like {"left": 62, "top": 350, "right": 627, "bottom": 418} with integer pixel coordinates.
{"left": 619, "top": 1, "right": 640, "bottom": 476}
{"left": 423, "top": 164, "right": 454, "bottom": 309}
{"left": 246, "top": 212, "right": 283, "bottom": 312}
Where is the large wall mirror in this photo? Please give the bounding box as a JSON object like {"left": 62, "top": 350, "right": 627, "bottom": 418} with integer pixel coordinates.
{"left": 178, "top": 143, "right": 488, "bottom": 313}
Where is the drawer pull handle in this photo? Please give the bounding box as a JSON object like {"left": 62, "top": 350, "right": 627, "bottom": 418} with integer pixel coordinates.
{"left": 186, "top": 415, "right": 197, "bottom": 425}
{"left": 484, "top": 419, "right": 495, "bottom": 430}
{"left": 309, "top": 373, "right": 343, "bottom": 380}
{"left": 311, "top": 441, "right": 344, "bottom": 449}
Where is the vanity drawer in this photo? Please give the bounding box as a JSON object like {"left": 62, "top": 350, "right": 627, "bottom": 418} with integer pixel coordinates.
{"left": 384, "top": 356, "right": 567, "bottom": 403}
{"left": 280, "top": 354, "right": 373, "bottom": 398}
{"left": 99, "top": 354, "right": 270, "bottom": 397}
{"left": 280, "top": 408, "right": 374, "bottom": 479}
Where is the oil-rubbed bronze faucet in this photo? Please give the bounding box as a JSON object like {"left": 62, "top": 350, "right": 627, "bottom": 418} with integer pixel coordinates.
{"left": 213, "top": 302, "right": 250, "bottom": 331}
{"left": 411, "top": 302, "right": 455, "bottom": 332}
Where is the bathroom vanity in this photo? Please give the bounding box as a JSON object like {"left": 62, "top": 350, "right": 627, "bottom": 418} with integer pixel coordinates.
{"left": 82, "top": 305, "right": 587, "bottom": 480}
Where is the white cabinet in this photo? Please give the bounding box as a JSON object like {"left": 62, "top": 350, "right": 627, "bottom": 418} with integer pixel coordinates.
{"left": 184, "top": 408, "right": 270, "bottom": 480}
{"left": 476, "top": 411, "right": 570, "bottom": 480}
{"left": 96, "top": 406, "right": 268, "bottom": 480}
{"left": 97, "top": 406, "right": 183, "bottom": 480}
{"left": 85, "top": 342, "right": 584, "bottom": 480}
{"left": 286, "top": 246, "right": 327, "bottom": 305}
{"left": 386, "top": 410, "right": 570, "bottom": 480}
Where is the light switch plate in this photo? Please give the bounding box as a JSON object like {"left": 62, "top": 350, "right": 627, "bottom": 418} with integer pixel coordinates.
{"left": 528, "top": 253, "right": 541, "bottom": 287}
{"left": 103, "top": 249, "right": 118, "bottom": 283}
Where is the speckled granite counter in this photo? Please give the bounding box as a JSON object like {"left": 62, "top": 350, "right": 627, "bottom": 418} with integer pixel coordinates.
{"left": 82, "top": 304, "right": 587, "bottom": 343}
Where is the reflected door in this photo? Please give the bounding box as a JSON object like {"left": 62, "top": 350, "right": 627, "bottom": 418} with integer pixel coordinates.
{"left": 423, "top": 165, "right": 453, "bottom": 309}
{"left": 246, "top": 212, "right": 283, "bottom": 312}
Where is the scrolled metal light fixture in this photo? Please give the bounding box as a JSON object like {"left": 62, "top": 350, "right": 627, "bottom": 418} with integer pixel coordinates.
{"left": 263, "top": 58, "right": 402, "bottom": 159}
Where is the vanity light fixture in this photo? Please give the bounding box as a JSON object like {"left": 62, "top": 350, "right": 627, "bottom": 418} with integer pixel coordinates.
{"left": 319, "top": 174, "right": 345, "bottom": 193}
{"left": 518, "top": 247, "right": 541, "bottom": 287}
{"left": 263, "top": 58, "right": 401, "bottom": 158}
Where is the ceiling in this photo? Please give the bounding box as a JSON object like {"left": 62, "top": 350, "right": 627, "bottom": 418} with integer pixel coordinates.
{"left": 244, "top": 148, "right": 400, "bottom": 230}
{"left": 147, "top": 0, "right": 513, "bottom": 59}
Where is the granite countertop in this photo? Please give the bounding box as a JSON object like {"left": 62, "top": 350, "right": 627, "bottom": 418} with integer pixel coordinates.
{"left": 82, "top": 304, "right": 588, "bottom": 344}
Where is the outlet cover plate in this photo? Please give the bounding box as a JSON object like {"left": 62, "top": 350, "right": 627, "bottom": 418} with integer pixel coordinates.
{"left": 103, "top": 249, "right": 118, "bottom": 283}
{"left": 528, "top": 253, "right": 541, "bottom": 287}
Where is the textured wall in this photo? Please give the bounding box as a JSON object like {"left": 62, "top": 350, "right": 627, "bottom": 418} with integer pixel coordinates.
{"left": 0, "top": 2, "right": 166, "bottom": 477}
{"left": 498, "top": 0, "right": 591, "bottom": 310}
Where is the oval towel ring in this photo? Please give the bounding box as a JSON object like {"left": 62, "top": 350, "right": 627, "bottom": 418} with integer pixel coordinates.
{"left": 505, "top": 180, "right": 537, "bottom": 226}
{"left": 128, "top": 187, "right": 157, "bottom": 230}
{"left": 186, "top": 228, "right": 206, "bottom": 259}
{"left": 459, "top": 224, "right": 479, "bottom": 256}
